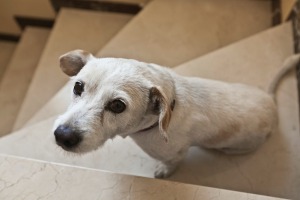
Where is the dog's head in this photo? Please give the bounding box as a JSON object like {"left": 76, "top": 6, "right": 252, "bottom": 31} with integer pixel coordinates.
{"left": 53, "top": 50, "right": 175, "bottom": 153}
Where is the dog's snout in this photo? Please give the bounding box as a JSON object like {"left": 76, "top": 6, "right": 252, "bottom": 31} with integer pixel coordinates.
{"left": 54, "top": 125, "right": 82, "bottom": 149}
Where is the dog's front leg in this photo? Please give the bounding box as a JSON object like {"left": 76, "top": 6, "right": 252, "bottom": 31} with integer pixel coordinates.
{"left": 155, "top": 161, "right": 180, "bottom": 178}
{"left": 154, "top": 148, "right": 187, "bottom": 178}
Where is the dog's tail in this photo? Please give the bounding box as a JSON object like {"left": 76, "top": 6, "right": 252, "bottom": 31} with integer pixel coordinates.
{"left": 267, "top": 53, "right": 300, "bottom": 99}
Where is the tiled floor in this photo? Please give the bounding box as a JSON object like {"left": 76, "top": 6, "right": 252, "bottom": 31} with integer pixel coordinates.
{"left": 13, "top": 8, "right": 133, "bottom": 131}
{"left": 0, "top": 22, "right": 298, "bottom": 199}
{"left": 0, "top": 41, "right": 16, "bottom": 81}
{"left": 0, "top": 27, "right": 50, "bottom": 136}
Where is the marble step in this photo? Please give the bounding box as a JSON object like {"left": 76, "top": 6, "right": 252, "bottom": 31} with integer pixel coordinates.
{"left": 0, "top": 22, "right": 297, "bottom": 199}
{"left": 0, "top": 41, "right": 16, "bottom": 81}
{"left": 104, "top": 0, "right": 150, "bottom": 6}
{"left": 12, "top": 8, "right": 133, "bottom": 131}
{"left": 21, "top": 0, "right": 272, "bottom": 129}
{"left": 281, "top": 0, "right": 296, "bottom": 21}
{"left": 0, "top": 154, "right": 286, "bottom": 200}
{"left": 96, "top": 0, "right": 272, "bottom": 65}
{"left": 0, "top": 27, "right": 50, "bottom": 137}
{"left": 24, "top": 81, "right": 73, "bottom": 128}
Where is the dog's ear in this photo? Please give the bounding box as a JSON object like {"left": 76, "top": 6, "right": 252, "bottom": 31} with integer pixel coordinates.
{"left": 149, "top": 86, "right": 174, "bottom": 142}
{"left": 59, "top": 49, "right": 93, "bottom": 76}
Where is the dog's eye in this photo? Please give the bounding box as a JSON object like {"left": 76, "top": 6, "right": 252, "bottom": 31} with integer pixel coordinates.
{"left": 73, "top": 81, "right": 84, "bottom": 96}
{"left": 107, "top": 99, "right": 126, "bottom": 114}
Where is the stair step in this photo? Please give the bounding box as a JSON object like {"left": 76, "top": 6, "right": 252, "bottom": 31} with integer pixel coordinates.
{"left": 0, "top": 154, "right": 286, "bottom": 200}
{"left": 0, "top": 27, "right": 50, "bottom": 137}
{"left": 104, "top": 0, "right": 149, "bottom": 6}
{"left": 13, "top": 8, "right": 133, "bottom": 131}
{"left": 24, "top": 81, "right": 73, "bottom": 128}
{"left": 175, "top": 22, "right": 293, "bottom": 90}
{"left": 0, "top": 22, "right": 297, "bottom": 199}
{"left": 0, "top": 41, "right": 16, "bottom": 81}
{"left": 97, "top": 0, "right": 272, "bottom": 66}
{"left": 22, "top": 0, "right": 272, "bottom": 128}
{"left": 281, "top": 0, "right": 296, "bottom": 21}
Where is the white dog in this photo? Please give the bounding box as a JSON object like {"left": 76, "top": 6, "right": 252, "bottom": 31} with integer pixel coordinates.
{"left": 53, "top": 50, "right": 300, "bottom": 178}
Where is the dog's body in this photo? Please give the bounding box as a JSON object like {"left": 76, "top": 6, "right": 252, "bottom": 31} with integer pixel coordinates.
{"left": 130, "top": 67, "right": 276, "bottom": 177}
{"left": 54, "top": 50, "right": 300, "bottom": 178}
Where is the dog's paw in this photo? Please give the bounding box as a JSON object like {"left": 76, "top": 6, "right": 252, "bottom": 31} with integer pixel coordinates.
{"left": 154, "top": 163, "right": 176, "bottom": 179}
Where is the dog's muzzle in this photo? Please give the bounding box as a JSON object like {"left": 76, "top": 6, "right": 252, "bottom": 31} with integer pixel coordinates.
{"left": 54, "top": 125, "right": 82, "bottom": 150}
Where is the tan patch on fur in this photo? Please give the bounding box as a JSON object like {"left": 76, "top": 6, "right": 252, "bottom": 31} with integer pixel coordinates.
{"left": 150, "top": 87, "right": 172, "bottom": 139}
{"left": 258, "top": 120, "right": 268, "bottom": 130}
{"left": 80, "top": 50, "right": 90, "bottom": 57}
{"left": 161, "top": 106, "right": 171, "bottom": 131}
{"left": 204, "top": 123, "right": 241, "bottom": 146}
{"left": 99, "top": 110, "right": 104, "bottom": 125}
{"left": 150, "top": 87, "right": 161, "bottom": 99}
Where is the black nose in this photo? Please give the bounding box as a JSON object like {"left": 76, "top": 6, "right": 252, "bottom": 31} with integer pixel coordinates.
{"left": 54, "top": 125, "right": 82, "bottom": 149}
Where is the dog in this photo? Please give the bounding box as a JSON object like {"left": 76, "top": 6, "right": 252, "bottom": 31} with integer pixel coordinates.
{"left": 53, "top": 50, "right": 300, "bottom": 178}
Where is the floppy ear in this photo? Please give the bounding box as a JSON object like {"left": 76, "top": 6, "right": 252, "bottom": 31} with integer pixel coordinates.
{"left": 149, "top": 86, "right": 174, "bottom": 142}
{"left": 59, "top": 49, "right": 93, "bottom": 76}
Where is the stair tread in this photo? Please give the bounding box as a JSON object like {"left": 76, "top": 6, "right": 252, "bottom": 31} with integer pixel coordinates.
{"left": 24, "top": 82, "right": 72, "bottom": 128}
{"left": 0, "top": 41, "right": 16, "bottom": 81}
{"left": 104, "top": 0, "right": 149, "bottom": 5}
{"left": 0, "top": 154, "right": 286, "bottom": 200}
{"left": 0, "top": 27, "right": 50, "bottom": 136}
{"left": 281, "top": 0, "right": 296, "bottom": 21}
{"left": 97, "top": 0, "right": 271, "bottom": 66}
{"left": 175, "top": 23, "right": 293, "bottom": 90}
{"left": 0, "top": 22, "right": 298, "bottom": 199}
{"left": 13, "top": 8, "right": 132, "bottom": 131}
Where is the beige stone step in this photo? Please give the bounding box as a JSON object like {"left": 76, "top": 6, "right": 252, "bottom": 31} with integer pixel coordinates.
{"left": 0, "top": 22, "right": 298, "bottom": 199}
{"left": 105, "top": 0, "right": 150, "bottom": 6}
{"left": 12, "top": 8, "right": 133, "bottom": 131}
{"left": 22, "top": 0, "right": 272, "bottom": 129}
{"left": 0, "top": 0, "right": 55, "bottom": 35}
{"left": 97, "top": 0, "right": 272, "bottom": 66}
{"left": 0, "top": 41, "right": 16, "bottom": 81}
{"left": 0, "top": 154, "right": 286, "bottom": 200}
{"left": 0, "top": 27, "right": 50, "bottom": 137}
{"left": 24, "top": 81, "right": 73, "bottom": 128}
{"left": 281, "top": 0, "right": 296, "bottom": 21}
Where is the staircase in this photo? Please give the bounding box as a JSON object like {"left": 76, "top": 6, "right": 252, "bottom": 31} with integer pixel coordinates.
{"left": 0, "top": 0, "right": 298, "bottom": 199}
{"left": 0, "top": 27, "right": 50, "bottom": 136}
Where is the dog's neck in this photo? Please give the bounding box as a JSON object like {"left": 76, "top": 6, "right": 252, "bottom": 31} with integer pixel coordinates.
{"left": 136, "top": 99, "right": 176, "bottom": 133}
{"left": 138, "top": 121, "right": 159, "bottom": 132}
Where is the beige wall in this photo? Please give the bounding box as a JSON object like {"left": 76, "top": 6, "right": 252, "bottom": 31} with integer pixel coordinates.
{"left": 0, "top": 0, "right": 55, "bottom": 35}
{"left": 281, "top": 0, "right": 296, "bottom": 21}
